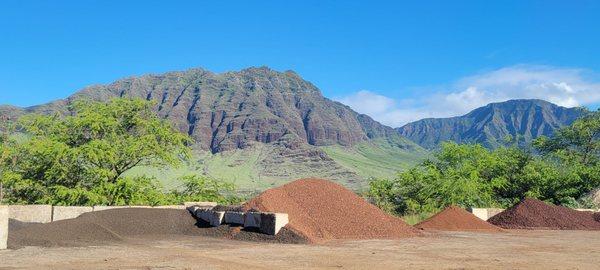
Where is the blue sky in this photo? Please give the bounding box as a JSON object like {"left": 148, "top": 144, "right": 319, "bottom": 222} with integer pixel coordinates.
{"left": 1, "top": 1, "right": 599, "bottom": 126}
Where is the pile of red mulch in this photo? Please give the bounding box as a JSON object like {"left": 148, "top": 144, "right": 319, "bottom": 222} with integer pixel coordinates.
{"left": 243, "top": 178, "right": 419, "bottom": 243}
{"left": 415, "top": 205, "right": 503, "bottom": 232}
{"left": 488, "top": 198, "right": 600, "bottom": 230}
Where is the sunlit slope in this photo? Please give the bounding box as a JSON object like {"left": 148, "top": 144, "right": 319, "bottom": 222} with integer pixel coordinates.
{"left": 127, "top": 139, "right": 428, "bottom": 193}
{"left": 321, "top": 137, "right": 428, "bottom": 181}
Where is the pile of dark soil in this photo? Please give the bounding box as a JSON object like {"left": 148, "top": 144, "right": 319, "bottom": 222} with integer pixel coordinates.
{"left": 8, "top": 208, "right": 307, "bottom": 249}
{"left": 415, "top": 206, "right": 502, "bottom": 232}
{"left": 488, "top": 198, "right": 600, "bottom": 230}
{"left": 243, "top": 178, "right": 419, "bottom": 243}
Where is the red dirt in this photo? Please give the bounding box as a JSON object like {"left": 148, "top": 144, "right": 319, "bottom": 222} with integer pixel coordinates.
{"left": 593, "top": 212, "right": 600, "bottom": 223}
{"left": 488, "top": 198, "right": 600, "bottom": 230}
{"left": 415, "top": 205, "right": 503, "bottom": 232}
{"left": 243, "top": 178, "right": 419, "bottom": 243}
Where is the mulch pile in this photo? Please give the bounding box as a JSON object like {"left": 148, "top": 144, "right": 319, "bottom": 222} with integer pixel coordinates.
{"left": 488, "top": 198, "right": 600, "bottom": 230}
{"left": 242, "top": 178, "right": 419, "bottom": 243}
{"left": 8, "top": 208, "right": 307, "bottom": 249}
{"left": 415, "top": 205, "right": 503, "bottom": 232}
{"left": 594, "top": 212, "right": 600, "bottom": 223}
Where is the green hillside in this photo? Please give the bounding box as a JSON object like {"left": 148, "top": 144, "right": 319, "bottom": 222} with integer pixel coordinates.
{"left": 322, "top": 138, "right": 428, "bottom": 181}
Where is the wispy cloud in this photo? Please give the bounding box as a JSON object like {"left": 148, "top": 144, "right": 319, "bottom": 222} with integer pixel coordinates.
{"left": 335, "top": 65, "right": 600, "bottom": 127}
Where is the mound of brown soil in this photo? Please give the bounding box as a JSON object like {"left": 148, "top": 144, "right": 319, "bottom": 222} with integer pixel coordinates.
{"left": 8, "top": 208, "right": 307, "bottom": 248}
{"left": 415, "top": 206, "right": 502, "bottom": 232}
{"left": 243, "top": 178, "right": 419, "bottom": 243}
{"left": 488, "top": 198, "right": 600, "bottom": 230}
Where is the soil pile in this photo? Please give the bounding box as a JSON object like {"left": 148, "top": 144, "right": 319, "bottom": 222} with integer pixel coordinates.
{"left": 8, "top": 208, "right": 306, "bottom": 248}
{"left": 488, "top": 198, "right": 600, "bottom": 230}
{"left": 243, "top": 178, "right": 419, "bottom": 242}
{"left": 415, "top": 205, "right": 502, "bottom": 232}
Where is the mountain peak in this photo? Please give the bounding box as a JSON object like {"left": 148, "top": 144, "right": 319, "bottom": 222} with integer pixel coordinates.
{"left": 398, "top": 99, "right": 585, "bottom": 149}
{"left": 2, "top": 67, "right": 411, "bottom": 154}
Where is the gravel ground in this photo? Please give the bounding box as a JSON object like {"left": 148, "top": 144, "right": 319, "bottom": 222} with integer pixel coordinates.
{"left": 1, "top": 230, "right": 599, "bottom": 269}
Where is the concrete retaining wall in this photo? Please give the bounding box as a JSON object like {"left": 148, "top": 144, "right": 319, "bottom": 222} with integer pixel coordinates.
{"left": 259, "top": 213, "right": 289, "bottom": 235}
{"left": 1, "top": 205, "right": 7, "bottom": 250}
{"left": 194, "top": 208, "right": 224, "bottom": 226}
{"left": 184, "top": 202, "right": 217, "bottom": 208}
{"left": 9, "top": 205, "right": 53, "bottom": 223}
{"left": 92, "top": 206, "right": 131, "bottom": 212}
{"left": 469, "top": 208, "right": 489, "bottom": 220}
{"left": 241, "top": 211, "right": 289, "bottom": 235}
{"left": 153, "top": 205, "right": 186, "bottom": 209}
{"left": 469, "top": 208, "right": 505, "bottom": 221}
{"left": 471, "top": 207, "right": 599, "bottom": 220}
{"left": 52, "top": 206, "right": 94, "bottom": 221}
{"left": 244, "top": 212, "right": 262, "bottom": 228}
{"left": 224, "top": 212, "right": 245, "bottom": 225}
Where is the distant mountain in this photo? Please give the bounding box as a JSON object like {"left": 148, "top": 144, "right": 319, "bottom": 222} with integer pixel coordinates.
{"left": 397, "top": 99, "right": 585, "bottom": 149}
{"left": 0, "top": 67, "right": 426, "bottom": 191}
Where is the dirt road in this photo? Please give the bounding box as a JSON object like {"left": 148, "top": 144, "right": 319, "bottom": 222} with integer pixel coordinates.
{"left": 1, "top": 230, "right": 599, "bottom": 269}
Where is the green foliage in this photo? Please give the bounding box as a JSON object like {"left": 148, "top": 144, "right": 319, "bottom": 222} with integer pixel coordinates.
{"left": 176, "top": 175, "right": 241, "bottom": 204}
{"left": 369, "top": 111, "right": 600, "bottom": 215}
{"left": 0, "top": 98, "right": 238, "bottom": 205}
{"left": 534, "top": 110, "right": 599, "bottom": 166}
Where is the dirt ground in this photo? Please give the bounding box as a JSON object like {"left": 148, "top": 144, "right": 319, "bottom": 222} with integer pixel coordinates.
{"left": 1, "top": 230, "right": 599, "bottom": 270}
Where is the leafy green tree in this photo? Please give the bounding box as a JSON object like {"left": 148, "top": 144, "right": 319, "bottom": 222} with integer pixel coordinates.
{"left": 2, "top": 98, "right": 194, "bottom": 205}
{"left": 17, "top": 98, "right": 192, "bottom": 184}
{"left": 534, "top": 110, "right": 599, "bottom": 166}
{"left": 533, "top": 110, "right": 600, "bottom": 203}
{"left": 369, "top": 123, "right": 600, "bottom": 215}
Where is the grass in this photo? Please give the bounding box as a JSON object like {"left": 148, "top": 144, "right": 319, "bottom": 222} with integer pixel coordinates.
{"left": 321, "top": 138, "right": 428, "bottom": 180}
{"left": 401, "top": 212, "right": 435, "bottom": 225}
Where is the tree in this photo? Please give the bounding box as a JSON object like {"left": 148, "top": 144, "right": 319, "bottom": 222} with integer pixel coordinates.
{"left": 368, "top": 130, "right": 600, "bottom": 216}
{"left": 176, "top": 175, "right": 241, "bottom": 204}
{"left": 534, "top": 110, "right": 599, "bottom": 166}
{"left": 3, "top": 98, "right": 193, "bottom": 205}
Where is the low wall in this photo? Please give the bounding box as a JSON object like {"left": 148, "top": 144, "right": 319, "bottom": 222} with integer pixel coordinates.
{"left": 470, "top": 207, "right": 599, "bottom": 220}
{"left": 9, "top": 205, "right": 53, "bottom": 223}
{"left": 469, "top": 208, "right": 488, "bottom": 221}
{"left": 92, "top": 206, "right": 130, "bottom": 211}
{"left": 194, "top": 207, "right": 289, "bottom": 235}
{"left": 52, "top": 206, "right": 93, "bottom": 221}
{"left": 184, "top": 202, "right": 217, "bottom": 208}
{"left": 224, "top": 212, "right": 245, "bottom": 225}
{"left": 1, "top": 205, "right": 8, "bottom": 250}
{"left": 469, "top": 208, "right": 504, "bottom": 221}
{"left": 6, "top": 203, "right": 214, "bottom": 223}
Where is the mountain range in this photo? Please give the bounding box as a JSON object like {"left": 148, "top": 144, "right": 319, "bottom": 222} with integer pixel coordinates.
{"left": 0, "top": 67, "right": 587, "bottom": 191}
{"left": 397, "top": 99, "right": 585, "bottom": 149}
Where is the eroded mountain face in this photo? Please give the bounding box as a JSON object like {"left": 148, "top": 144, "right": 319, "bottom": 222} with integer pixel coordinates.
{"left": 10, "top": 67, "right": 400, "bottom": 153}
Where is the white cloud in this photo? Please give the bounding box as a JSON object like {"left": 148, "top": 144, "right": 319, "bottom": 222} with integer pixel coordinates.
{"left": 335, "top": 65, "right": 600, "bottom": 127}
